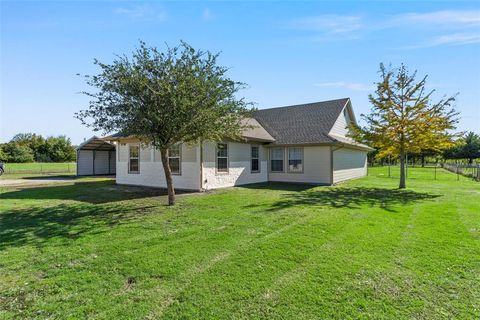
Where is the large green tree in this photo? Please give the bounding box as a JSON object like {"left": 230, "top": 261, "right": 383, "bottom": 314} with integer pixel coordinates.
{"left": 2, "top": 143, "right": 35, "bottom": 163}
{"left": 355, "top": 63, "right": 459, "bottom": 188}
{"left": 76, "top": 41, "right": 253, "bottom": 205}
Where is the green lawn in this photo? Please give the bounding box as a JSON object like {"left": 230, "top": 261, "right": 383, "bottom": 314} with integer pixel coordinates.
{"left": 0, "top": 171, "right": 479, "bottom": 319}
{"left": 368, "top": 165, "right": 473, "bottom": 181}
{"left": 0, "top": 162, "right": 76, "bottom": 179}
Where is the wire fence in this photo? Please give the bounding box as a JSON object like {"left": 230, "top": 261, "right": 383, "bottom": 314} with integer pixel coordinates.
{"left": 2, "top": 163, "right": 76, "bottom": 174}
{"left": 368, "top": 163, "right": 479, "bottom": 182}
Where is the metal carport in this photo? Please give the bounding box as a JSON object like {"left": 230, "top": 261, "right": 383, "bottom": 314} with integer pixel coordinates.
{"left": 76, "top": 136, "right": 116, "bottom": 176}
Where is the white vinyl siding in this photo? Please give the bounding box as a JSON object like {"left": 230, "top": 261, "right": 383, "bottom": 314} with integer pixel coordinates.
{"left": 77, "top": 150, "right": 94, "bottom": 176}
{"left": 268, "top": 146, "right": 331, "bottom": 184}
{"left": 333, "top": 148, "right": 367, "bottom": 183}
{"left": 330, "top": 106, "right": 351, "bottom": 138}
{"left": 94, "top": 151, "right": 110, "bottom": 175}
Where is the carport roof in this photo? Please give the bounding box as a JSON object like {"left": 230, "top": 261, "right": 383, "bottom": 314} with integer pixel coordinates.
{"left": 77, "top": 136, "right": 116, "bottom": 151}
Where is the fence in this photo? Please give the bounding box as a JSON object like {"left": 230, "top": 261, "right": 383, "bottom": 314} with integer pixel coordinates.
{"left": 2, "top": 163, "right": 76, "bottom": 174}
{"left": 442, "top": 163, "right": 480, "bottom": 181}
{"left": 368, "top": 164, "right": 479, "bottom": 182}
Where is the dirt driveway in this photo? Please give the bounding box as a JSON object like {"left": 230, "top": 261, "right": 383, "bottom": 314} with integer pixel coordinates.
{"left": 0, "top": 176, "right": 114, "bottom": 188}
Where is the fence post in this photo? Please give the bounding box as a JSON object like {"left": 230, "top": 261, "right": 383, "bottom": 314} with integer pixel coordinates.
{"left": 406, "top": 154, "right": 408, "bottom": 179}
{"left": 434, "top": 165, "right": 437, "bottom": 180}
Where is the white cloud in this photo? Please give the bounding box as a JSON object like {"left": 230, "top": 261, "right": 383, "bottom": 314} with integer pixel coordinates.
{"left": 288, "top": 9, "right": 480, "bottom": 48}
{"left": 202, "top": 8, "right": 212, "bottom": 21}
{"left": 405, "top": 33, "right": 480, "bottom": 49}
{"left": 289, "top": 15, "right": 363, "bottom": 34}
{"left": 115, "top": 7, "right": 148, "bottom": 18}
{"left": 115, "top": 5, "right": 167, "bottom": 21}
{"left": 315, "top": 82, "right": 374, "bottom": 91}
{"left": 393, "top": 10, "right": 480, "bottom": 28}
{"left": 429, "top": 33, "right": 480, "bottom": 46}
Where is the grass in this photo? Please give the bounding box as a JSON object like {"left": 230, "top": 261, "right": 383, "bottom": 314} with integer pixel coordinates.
{"left": 0, "top": 170, "right": 479, "bottom": 319}
{"left": 368, "top": 165, "right": 473, "bottom": 181}
{"left": 0, "top": 162, "right": 76, "bottom": 179}
{"left": 0, "top": 162, "right": 76, "bottom": 180}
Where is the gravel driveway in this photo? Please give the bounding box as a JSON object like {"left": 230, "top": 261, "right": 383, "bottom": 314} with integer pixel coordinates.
{"left": 0, "top": 177, "right": 79, "bottom": 187}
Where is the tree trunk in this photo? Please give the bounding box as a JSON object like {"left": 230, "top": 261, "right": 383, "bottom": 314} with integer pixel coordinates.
{"left": 160, "top": 148, "right": 175, "bottom": 205}
{"left": 399, "top": 151, "right": 406, "bottom": 189}
{"left": 421, "top": 155, "right": 425, "bottom": 167}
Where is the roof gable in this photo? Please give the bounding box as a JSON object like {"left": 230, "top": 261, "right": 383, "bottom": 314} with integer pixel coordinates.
{"left": 253, "top": 98, "right": 350, "bottom": 145}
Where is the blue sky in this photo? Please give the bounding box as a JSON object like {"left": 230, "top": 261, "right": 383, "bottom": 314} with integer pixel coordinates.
{"left": 1, "top": 1, "right": 479, "bottom": 144}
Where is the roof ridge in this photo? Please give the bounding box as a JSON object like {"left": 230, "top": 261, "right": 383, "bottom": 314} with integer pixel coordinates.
{"left": 255, "top": 98, "right": 349, "bottom": 113}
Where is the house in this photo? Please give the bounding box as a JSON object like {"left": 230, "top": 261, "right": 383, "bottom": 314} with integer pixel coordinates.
{"left": 77, "top": 98, "right": 373, "bottom": 190}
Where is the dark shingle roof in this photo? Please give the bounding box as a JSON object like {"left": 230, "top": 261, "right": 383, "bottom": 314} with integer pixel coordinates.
{"left": 253, "top": 98, "right": 349, "bottom": 145}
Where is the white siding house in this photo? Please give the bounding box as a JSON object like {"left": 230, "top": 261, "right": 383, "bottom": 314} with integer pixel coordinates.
{"left": 91, "top": 98, "right": 373, "bottom": 190}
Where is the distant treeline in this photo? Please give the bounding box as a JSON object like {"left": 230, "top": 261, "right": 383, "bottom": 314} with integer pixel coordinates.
{"left": 368, "top": 131, "right": 480, "bottom": 166}
{"left": 0, "top": 133, "right": 76, "bottom": 163}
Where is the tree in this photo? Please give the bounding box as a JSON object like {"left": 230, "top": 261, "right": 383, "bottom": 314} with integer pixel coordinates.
{"left": 44, "top": 136, "right": 77, "bottom": 162}
{"left": 460, "top": 132, "right": 480, "bottom": 164}
{"left": 3, "top": 142, "right": 35, "bottom": 163}
{"left": 10, "top": 133, "right": 46, "bottom": 161}
{"left": 354, "top": 63, "right": 459, "bottom": 188}
{"left": 0, "top": 145, "right": 7, "bottom": 162}
{"left": 76, "top": 41, "right": 253, "bottom": 205}
{"left": 444, "top": 132, "right": 480, "bottom": 164}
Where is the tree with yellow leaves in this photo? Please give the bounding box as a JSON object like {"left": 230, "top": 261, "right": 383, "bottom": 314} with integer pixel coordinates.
{"left": 356, "top": 63, "right": 459, "bottom": 188}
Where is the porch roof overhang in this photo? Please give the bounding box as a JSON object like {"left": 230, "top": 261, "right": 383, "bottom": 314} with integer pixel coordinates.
{"left": 77, "top": 136, "right": 116, "bottom": 151}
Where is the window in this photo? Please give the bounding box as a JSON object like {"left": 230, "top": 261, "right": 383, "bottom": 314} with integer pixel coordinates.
{"left": 251, "top": 146, "right": 260, "bottom": 173}
{"left": 168, "top": 144, "right": 181, "bottom": 175}
{"left": 288, "top": 147, "right": 303, "bottom": 173}
{"left": 216, "top": 143, "right": 228, "bottom": 173}
{"left": 270, "top": 147, "right": 284, "bottom": 172}
{"left": 129, "top": 145, "right": 140, "bottom": 173}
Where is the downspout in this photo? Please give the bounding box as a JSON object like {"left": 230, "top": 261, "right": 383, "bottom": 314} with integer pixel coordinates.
{"left": 330, "top": 144, "right": 344, "bottom": 185}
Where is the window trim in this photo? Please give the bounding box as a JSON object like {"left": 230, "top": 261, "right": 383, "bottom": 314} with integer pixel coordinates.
{"left": 216, "top": 142, "right": 229, "bottom": 174}
{"left": 270, "top": 147, "right": 285, "bottom": 173}
{"left": 287, "top": 147, "right": 304, "bottom": 174}
{"left": 168, "top": 144, "right": 182, "bottom": 176}
{"left": 128, "top": 144, "right": 140, "bottom": 174}
{"left": 251, "top": 145, "right": 260, "bottom": 173}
